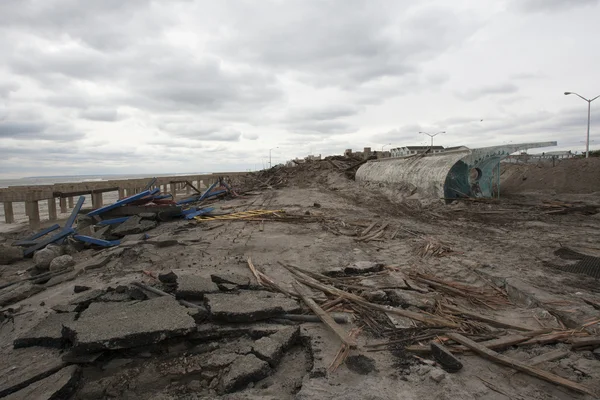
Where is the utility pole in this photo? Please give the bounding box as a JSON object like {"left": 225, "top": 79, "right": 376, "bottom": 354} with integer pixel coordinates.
{"left": 564, "top": 91, "right": 600, "bottom": 158}
{"left": 269, "top": 147, "right": 279, "bottom": 168}
{"left": 419, "top": 131, "right": 445, "bottom": 149}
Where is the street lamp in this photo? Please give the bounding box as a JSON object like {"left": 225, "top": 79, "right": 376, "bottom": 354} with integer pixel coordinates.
{"left": 419, "top": 131, "right": 445, "bottom": 148}
{"left": 564, "top": 91, "right": 600, "bottom": 158}
{"left": 381, "top": 143, "right": 391, "bottom": 151}
{"left": 269, "top": 147, "right": 279, "bottom": 168}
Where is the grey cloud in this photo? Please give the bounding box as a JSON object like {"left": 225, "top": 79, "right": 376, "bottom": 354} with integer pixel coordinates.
{"left": 455, "top": 83, "right": 519, "bottom": 101}
{"left": 0, "top": 119, "right": 83, "bottom": 141}
{"left": 158, "top": 122, "right": 242, "bottom": 142}
{"left": 287, "top": 120, "right": 356, "bottom": 135}
{"left": 243, "top": 133, "right": 259, "bottom": 140}
{"left": 286, "top": 105, "right": 362, "bottom": 122}
{"left": 79, "top": 108, "right": 121, "bottom": 122}
{"left": 0, "top": 81, "right": 19, "bottom": 97}
{"left": 515, "top": 0, "right": 599, "bottom": 12}
{"left": 215, "top": 2, "right": 483, "bottom": 88}
{"left": 372, "top": 124, "right": 424, "bottom": 144}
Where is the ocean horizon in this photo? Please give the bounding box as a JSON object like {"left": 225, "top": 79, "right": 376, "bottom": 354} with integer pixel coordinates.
{"left": 0, "top": 172, "right": 210, "bottom": 189}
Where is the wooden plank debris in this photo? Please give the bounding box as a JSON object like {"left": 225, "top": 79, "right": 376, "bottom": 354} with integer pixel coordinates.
{"left": 447, "top": 333, "right": 596, "bottom": 397}
{"left": 443, "top": 304, "right": 533, "bottom": 331}
{"left": 571, "top": 336, "right": 600, "bottom": 349}
{"left": 292, "top": 281, "right": 357, "bottom": 348}
{"left": 528, "top": 350, "right": 570, "bottom": 366}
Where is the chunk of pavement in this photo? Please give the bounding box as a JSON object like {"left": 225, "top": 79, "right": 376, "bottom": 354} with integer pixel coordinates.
{"left": 74, "top": 285, "right": 90, "bottom": 293}
{"left": 76, "top": 255, "right": 113, "bottom": 271}
{"left": 52, "top": 304, "right": 78, "bottom": 313}
{"left": 0, "top": 347, "right": 65, "bottom": 398}
{"left": 49, "top": 255, "right": 75, "bottom": 272}
{"left": 44, "top": 269, "right": 80, "bottom": 288}
{"left": 14, "top": 312, "right": 76, "bottom": 348}
{"left": 0, "top": 245, "right": 23, "bottom": 265}
{"left": 3, "top": 365, "right": 80, "bottom": 400}
{"left": 139, "top": 212, "right": 157, "bottom": 220}
{"left": 252, "top": 326, "right": 299, "bottom": 367}
{"left": 128, "top": 287, "right": 148, "bottom": 301}
{"left": 158, "top": 271, "right": 178, "bottom": 284}
{"left": 33, "top": 248, "right": 59, "bottom": 270}
{"left": 62, "top": 296, "right": 196, "bottom": 353}
{"left": 593, "top": 347, "right": 600, "bottom": 361}
{"left": 429, "top": 368, "right": 447, "bottom": 383}
{"left": 219, "top": 354, "right": 271, "bottom": 394}
{"left": 430, "top": 342, "right": 463, "bottom": 372}
{"left": 148, "top": 238, "right": 179, "bottom": 248}
{"left": 202, "top": 351, "right": 240, "bottom": 370}
{"left": 189, "top": 322, "right": 287, "bottom": 341}
{"left": 176, "top": 274, "right": 220, "bottom": 300}
{"left": 211, "top": 273, "right": 251, "bottom": 289}
{"left": 345, "top": 354, "right": 378, "bottom": 375}
{"left": 62, "top": 351, "right": 103, "bottom": 364}
{"left": 205, "top": 291, "right": 301, "bottom": 322}
{"left": 324, "top": 261, "right": 383, "bottom": 277}
{"left": 187, "top": 307, "right": 209, "bottom": 323}
{"left": 385, "top": 289, "right": 437, "bottom": 310}
{"left": 69, "top": 289, "right": 105, "bottom": 311}
{"left": 98, "top": 291, "right": 131, "bottom": 302}
{"left": 112, "top": 216, "right": 158, "bottom": 237}
{"left": 0, "top": 282, "right": 45, "bottom": 307}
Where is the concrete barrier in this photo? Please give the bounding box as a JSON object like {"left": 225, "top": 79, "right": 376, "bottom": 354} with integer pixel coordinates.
{"left": 356, "top": 142, "right": 557, "bottom": 200}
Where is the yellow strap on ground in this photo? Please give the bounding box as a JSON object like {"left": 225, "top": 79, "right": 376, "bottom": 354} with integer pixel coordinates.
{"left": 195, "top": 209, "right": 283, "bottom": 221}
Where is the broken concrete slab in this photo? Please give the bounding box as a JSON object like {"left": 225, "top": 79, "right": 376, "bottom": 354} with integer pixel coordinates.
{"left": 188, "top": 322, "right": 287, "bottom": 341}
{"left": 74, "top": 285, "right": 90, "bottom": 293}
{"left": 0, "top": 245, "right": 23, "bottom": 265}
{"left": 61, "top": 351, "right": 103, "bottom": 364}
{"left": 3, "top": 365, "right": 80, "bottom": 400}
{"left": 323, "top": 261, "right": 383, "bottom": 277}
{"left": 62, "top": 296, "right": 196, "bottom": 353}
{"left": 49, "top": 255, "right": 75, "bottom": 272}
{"left": 384, "top": 289, "right": 437, "bottom": 310}
{"left": 430, "top": 342, "right": 463, "bottom": 372}
{"left": 252, "top": 326, "right": 300, "bottom": 367}
{"left": 14, "top": 312, "right": 76, "bottom": 348}
{"left": 98, "top": 291, "right": 131, "bottom": 302}
{"left": 112, "top": 216, "right": 157, "bottom": 237}
{"left": 205, "top": 291, "right": 301, "bottom": 323}
{"left": 219, "top": 354, "right": 271, "bottom": 394}
{"left": 187, "top": 307, "right": 209, "bottom": 323}
{"left": 176, "top": 274, "right": 220, "bottom": 300}
{"left": 0, "top": 282, "right": 45, "bottom": 307}
{"left": 52, "top": 304, "right": 78, "bottom": 313}
{"left": 0, "top": 347, "right": 65, "bottom": 398}
{"left": 211, "top": 273, "right": 252, "bottom": 289}
{"left": 44, "top": 269, "right": 81, "bottom": 288}
{"left": 68, "top": 289, "right": 105, "bottom": 311}
{"left": 75, "top": 254, "right": 113, "bottom": 272}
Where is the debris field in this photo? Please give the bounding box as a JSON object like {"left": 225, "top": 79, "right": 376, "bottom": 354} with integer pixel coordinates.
{"left": 0, "top": 156, "right": 599, "bottom": 399}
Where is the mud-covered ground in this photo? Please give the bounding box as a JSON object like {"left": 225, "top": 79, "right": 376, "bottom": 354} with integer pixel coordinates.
{"left": 1, "top": 161, "right": 599, "bottom": 399}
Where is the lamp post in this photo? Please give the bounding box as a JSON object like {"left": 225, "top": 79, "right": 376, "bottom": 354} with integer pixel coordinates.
{"left": 381, "top": 143, "right": 391, "bottom": 151}
{"left": 564, "top": 91, "right": 600, "bottom": 158}
{"left": 419, "top": 131, "right": 445, "bottom": 148}
{"left": 269, "top": 147, "right": 279, "bottom": 168}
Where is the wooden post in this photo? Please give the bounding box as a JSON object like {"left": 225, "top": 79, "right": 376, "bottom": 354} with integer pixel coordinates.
{"left": 68, "top": 196, "right": 74, "bottom": 208}
{"left": 118, "top": 188, "right": 125, "bottom": 199}
{"left": 47, "top": 198, "right": 57, "bottom": 221}
{"left": 171, "top": 183, "right": 177, "bottom": 201}
{"left": 3, "top": 202, "right": 14, "bottom": 223}
{"left": 91, "top": 192, "right": 103, "bottom": 208}
{"left": 26, "top": 200, "right": 41, "bottom": 231}
{"left": 186, "top": 183, "right": 191, "bottom": 194}
{"left": 59, "top": 197, "right": 67, "bottom": 213}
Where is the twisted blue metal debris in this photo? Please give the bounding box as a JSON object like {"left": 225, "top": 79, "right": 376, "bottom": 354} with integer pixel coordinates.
{"left": 355, "top": 142, "right": 557, "bottom": 200}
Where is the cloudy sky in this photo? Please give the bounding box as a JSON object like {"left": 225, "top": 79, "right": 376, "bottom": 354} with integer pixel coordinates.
{"left": 0, "top": 0, "right": 599, "bottom": 178}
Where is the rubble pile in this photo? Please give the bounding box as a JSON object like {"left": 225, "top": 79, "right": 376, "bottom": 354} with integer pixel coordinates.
{"left": 1, "top": 271, "right": 311, "bottom": 398}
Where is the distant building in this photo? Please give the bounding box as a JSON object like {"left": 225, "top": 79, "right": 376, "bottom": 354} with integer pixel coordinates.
{"left": 390, "top": 146, "right": 444, "bottom": 158}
